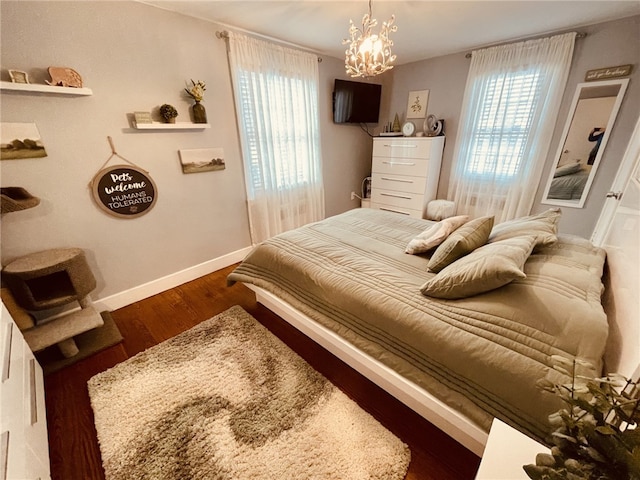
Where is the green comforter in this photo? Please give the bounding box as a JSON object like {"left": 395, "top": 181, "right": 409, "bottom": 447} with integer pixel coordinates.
{"left": 227, "top": 208, "right": 609, "bottom": 444}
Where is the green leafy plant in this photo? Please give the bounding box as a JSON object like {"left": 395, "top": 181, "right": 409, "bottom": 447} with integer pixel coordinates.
{"left": 524, "top": 356, "right": 640, "bottom": 480}
{"left": 184, "top": 79, "right": 206, "bottom": 102}
{"left": 159, "top": 104, "right": 178, "bottom": 122}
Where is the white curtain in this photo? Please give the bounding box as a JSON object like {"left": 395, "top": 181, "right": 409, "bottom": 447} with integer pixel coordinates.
{"left": 227, "top": 32, "right": 325, "bottom": 244}
{"left": 449, "top": 32, "right": 576, "bottom": 222}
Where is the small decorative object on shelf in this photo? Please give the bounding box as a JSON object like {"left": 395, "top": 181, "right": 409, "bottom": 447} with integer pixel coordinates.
{"left": 184, "top": 79, "right": 207, "bottom": 124}
{"left": 133, "top": 111, "right": 152, "bottom": 125}
{"left": 159, "top": 104, "right": 178, "bottom": 123}
{"left": 8, "top": 69, "right": 29, "bottom": 84}
{"left": 524, "top": 356, "right": 640, "bottom": 480}
{"left": 392, "top": 113, "right": 401, "bottom": 132}
{"left": 45, "top": 66, "right": 83, "bottom": 88}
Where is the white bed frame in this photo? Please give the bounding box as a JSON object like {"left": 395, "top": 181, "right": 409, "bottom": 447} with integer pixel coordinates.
{"left": 247, "top": 284, "right": 488, "bottom": 456}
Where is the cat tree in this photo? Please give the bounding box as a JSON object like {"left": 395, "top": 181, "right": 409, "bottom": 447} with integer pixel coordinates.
{"left": 3, "top": 248, "right": 104, "bottom": 357}
{"left": 1, "top": 188, "right": 103, "bottom": 358}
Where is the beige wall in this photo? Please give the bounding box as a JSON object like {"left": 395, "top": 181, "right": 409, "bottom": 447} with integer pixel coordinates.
{"left": 0, "top": 1, "right": 371, "bottom": 304}
{"left": 385, "top": 15, "right": 640, "bottom": 238}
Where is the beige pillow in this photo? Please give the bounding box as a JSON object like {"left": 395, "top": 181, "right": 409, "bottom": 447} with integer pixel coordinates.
{"left": 421, "top": 235, "right": 537, "bottom": 299}
{"left": 427, "top": 216, "right": 494, "bottom": 273}
{"left": 405, "top": 215, "right": 470, "bottom": 255}
{"left": 488, "top": 208, "right": 561, "bottom": 247}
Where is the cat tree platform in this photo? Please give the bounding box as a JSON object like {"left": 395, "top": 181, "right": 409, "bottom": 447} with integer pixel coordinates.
{"left": 2, "top": 248, "right": 103, "bottom": 357}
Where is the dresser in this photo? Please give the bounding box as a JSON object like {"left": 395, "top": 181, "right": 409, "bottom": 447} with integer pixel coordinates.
{"left": 1, "top": 302, "right": 51, "bottom": 480}
{"left": 370, "top": 136, "right": 445, "bottom": 218}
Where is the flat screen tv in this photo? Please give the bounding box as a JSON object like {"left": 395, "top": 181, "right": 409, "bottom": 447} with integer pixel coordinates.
{"left": 333, "top": 79, "right": 382, "bottom": 124}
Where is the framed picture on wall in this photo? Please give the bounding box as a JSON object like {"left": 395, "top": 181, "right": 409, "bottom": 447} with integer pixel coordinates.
{"left": 179, "top": 148, "right": 225, "bottom": 174}
{"left": 9, "top": 70, "right": 29, "bottom": 84}
{"left": 406, "top": 90, "right": 429, "bottom": 119}
{"left": 1, "top": 123, "right": 47, "bottom": 160}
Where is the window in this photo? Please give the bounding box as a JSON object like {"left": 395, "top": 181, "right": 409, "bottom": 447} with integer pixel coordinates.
{"left": 448, "top": 32, "right": 575, "bottom": 222}
{"left": 228, "top": 31, "right": 324, "bottom": 243}
{"left": 237, "top": 72, "right": 316, "bottom": 194}
{"left": 465, "top": 70, "right": 541, "bottom": 180}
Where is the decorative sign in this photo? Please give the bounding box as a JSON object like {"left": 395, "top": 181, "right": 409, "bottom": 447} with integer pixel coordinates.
{"left": 585, "top": 64, "right": 632, "bottom": 82}
{"left": 91, "top": 164, "right": 157, "bottom": 218}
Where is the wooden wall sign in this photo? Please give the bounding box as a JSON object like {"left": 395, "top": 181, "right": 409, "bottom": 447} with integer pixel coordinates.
{"left": 91, "top": 165, "right": 157, "bottom": 218}
{"left": 585, "top": 64, "right": 632, "bottom": 82}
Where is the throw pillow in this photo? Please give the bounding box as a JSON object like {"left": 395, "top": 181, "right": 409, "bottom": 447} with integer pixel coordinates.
{"left": 554, "top": 163, "right": 582, "bottom": 178}
{"left": 488, "top": 208, "right": 561, "bottom": 247}
{"left": 420, "top": 235, "right": 537, "bottom": 299}
{"left": 405, "top": 215, "right": 470, "bottom": 255}
{"left": 427, "top": 216, "right": 494, "bottom": 273}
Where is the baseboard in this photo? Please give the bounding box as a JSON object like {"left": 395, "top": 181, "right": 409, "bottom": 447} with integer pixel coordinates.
{"left": 93, "top": 246, "right": 253, "bottom": 312}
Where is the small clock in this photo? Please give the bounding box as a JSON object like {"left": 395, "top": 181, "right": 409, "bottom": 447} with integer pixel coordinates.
{"left": 402, "top": 121, "right": 416, "bottom": 137}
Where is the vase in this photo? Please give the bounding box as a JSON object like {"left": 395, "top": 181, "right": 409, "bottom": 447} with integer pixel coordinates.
{"left": 192, "top": 101, "right": 207, "bottom": 124}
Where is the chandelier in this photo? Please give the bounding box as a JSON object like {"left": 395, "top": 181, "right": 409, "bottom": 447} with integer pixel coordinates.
{"left": 343, "top": 0, "right": 397, "bottom": 78}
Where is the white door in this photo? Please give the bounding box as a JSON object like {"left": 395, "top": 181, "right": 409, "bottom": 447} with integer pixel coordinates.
{"left": 592, "top": 116, "right": 640, "bottom": 377}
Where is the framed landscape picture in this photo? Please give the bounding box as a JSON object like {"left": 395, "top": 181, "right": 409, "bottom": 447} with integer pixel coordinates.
{"left": 178, "top": 148, "right": 225, "bottom": 174}
{"left": 1, "top": 123, "right": 47, "bottom": 160}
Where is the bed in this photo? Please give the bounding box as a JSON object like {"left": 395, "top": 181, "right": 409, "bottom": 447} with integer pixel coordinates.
{"left": 227, "top": 208, "right": 609, "bottom": 455}
{"left": 547, "top": 163, "right": 591, "bottom": 200}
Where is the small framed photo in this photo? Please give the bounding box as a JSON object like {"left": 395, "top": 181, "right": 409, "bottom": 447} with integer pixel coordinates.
{"left": 9, "top": 70, "right": 29, "bottom": 84}
{"left": 406, "top": 90, "right": 429, "bottom": 119}
{"left": 134, "top": 111, "right": 152, "bottom": 124}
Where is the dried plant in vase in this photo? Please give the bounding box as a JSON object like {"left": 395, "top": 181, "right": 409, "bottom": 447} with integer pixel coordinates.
{"left": 184, "top": 79, "right": 206, "bottom": 102}
{"left": 159, "top": 104, "right": 178, "bottom": 123}
{"left": 524, "top": 356, "right": 640, "bottom": 480}
{"left": 184, "top": 79, "right": 207, "bottom": 123}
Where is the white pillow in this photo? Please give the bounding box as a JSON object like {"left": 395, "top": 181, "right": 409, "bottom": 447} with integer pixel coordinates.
{"left": 405, "top": 215, "right": 470, "bottom": 255}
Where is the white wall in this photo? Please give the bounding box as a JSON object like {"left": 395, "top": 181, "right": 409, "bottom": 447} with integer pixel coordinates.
{"left": 384, "top": 15, "right": 640, "bottom": 238}
{"left": 0, "top": 1, "right": 370, "bottom": 308}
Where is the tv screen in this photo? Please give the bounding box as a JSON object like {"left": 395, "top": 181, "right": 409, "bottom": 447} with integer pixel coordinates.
{"left": 333, "top": 79, "right": 382, "bottom": 124}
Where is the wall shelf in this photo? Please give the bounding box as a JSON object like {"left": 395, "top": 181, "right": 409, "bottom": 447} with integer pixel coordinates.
{"left": 0, "top": 81, "right": 93, "bottom": 96}
{"left": 133, "top": 122, "right": 211, "bottom": 130}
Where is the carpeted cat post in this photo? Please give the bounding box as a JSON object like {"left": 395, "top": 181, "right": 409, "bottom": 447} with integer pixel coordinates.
{"left": 2, "top": 248, "right": 104, "bottom": 358}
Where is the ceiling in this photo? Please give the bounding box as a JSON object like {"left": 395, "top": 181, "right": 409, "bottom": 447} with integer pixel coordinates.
{"left": 139, "top": 1, "right": 640, "bottom": 65}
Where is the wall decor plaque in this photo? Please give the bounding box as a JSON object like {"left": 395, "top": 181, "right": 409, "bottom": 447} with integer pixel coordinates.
{"left": 585, "top": 64, "right": 632, "bottom": 82}
{"left": 91, "top": 164, "right": 157, "bottom": 218}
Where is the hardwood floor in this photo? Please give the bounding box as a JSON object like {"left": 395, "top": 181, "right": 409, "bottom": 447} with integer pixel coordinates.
{"left": 43, "top": 264, "right": 481, "bottom": 480}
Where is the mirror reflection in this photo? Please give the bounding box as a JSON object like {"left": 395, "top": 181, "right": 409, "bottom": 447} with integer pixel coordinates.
{"left": 542, "top": 78, "right": 628, "bottom": 208}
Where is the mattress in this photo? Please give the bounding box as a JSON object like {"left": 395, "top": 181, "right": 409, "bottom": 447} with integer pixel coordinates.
{"left": 227, "top": 208, "right": 609, "bottom": 444}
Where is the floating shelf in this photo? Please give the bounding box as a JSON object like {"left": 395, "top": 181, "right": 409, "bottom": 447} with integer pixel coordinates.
{"left": 133, "top": 122, "right": 211, "bottom": 130}
{"left": 0, "top": 81, "right": 93, "bottom": 96}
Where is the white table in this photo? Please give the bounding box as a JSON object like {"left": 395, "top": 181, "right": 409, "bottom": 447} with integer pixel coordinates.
{"left": 475, "top": 418, "right": 548, "bottom": 479}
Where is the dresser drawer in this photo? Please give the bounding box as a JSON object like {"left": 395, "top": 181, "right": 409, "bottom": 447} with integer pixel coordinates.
{"left": 371, "top": 188, "right": 424, "bottom": 212}
{"left": 371, "top": 172, "right": 427, "bottom": 195}
{"left": 373, "top": 139, "right": 432, "bottom": 159}
{"left": 371, "top": 156, "right": 429, "bottom": 177}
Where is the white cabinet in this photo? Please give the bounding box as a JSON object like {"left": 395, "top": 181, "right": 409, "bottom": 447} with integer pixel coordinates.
{"left": 475, "top": 418, "right": 545, "bottom": 479}
{"left": 0, "top": 303, "right": 50, "bottom": 480}
{"left": 370, "top": 136, "right": 444, "bottom": 218}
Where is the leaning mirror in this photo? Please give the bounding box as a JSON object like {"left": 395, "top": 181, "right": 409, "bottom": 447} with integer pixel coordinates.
{"left": 542, "top": 78, "right": 629, "bottom": 208}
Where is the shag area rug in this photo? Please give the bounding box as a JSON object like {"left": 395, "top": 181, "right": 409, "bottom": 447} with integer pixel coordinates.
{"left": 88, "top": 306, "right": 410, "bottom": 480}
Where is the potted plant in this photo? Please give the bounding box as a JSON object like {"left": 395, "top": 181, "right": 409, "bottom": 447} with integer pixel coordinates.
{"left": 159, "top": 104, "right": 178, "bottom": 123}
{"left": 524, "top": 356, "right": 640, "bottom": 480}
